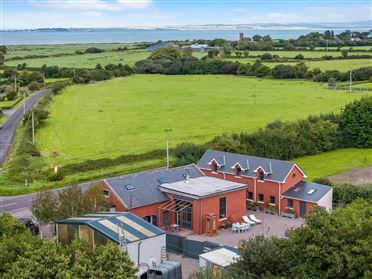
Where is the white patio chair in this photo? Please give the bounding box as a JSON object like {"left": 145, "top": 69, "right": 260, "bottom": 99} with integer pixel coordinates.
{"left": 232, "top": 223, "right": 239, "bottom": 233}
{"left": 249, "top": 214, "right": 262, "bottom": 224}
{"left": 240, "top": 222, "right": 250, "bottom": 232}
{"left": 242, "top": 215, "right": 256, "bottom": 225}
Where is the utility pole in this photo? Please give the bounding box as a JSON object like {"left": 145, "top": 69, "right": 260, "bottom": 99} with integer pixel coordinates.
{"left": 23, "top": 90, "right": 26, "bottom": 116}
{"left": 14, "top": 74, "right": 17, "bottom": 92}
{"left": 42, "top": 73, "right": 45, "bottom": 87}
{"left": 32, "top": 110, "right": 35, "bottom": 143}
{"left": 166, "top": 138, "right": 169, "bottom": 169}
{"left": 349, "top": 68, "right": 352, "bottom": 93}
{"left": 73, "top": 68, "right": 76, "bottom": 78}
{"left": 325, "top": 39, "right": 328, "bottom": 55}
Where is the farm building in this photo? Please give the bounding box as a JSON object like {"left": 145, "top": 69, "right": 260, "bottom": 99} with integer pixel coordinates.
{"left": 197, "top": 149, "right": 333, "bottom": 217}
{"left": 55, "top": 212, "right": 166, "bottom": 277}
{"left": 181, "top": 44, "right": 208, "bottom": 52}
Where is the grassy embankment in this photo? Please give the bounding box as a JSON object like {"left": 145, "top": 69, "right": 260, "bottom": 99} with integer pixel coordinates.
{"left": 294, "top": 148, "right": 372, "bottom": 180}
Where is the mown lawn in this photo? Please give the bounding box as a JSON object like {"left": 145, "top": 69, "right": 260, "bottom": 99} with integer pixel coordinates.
{"left": 36, "top": 75, "right": 366, "bottom": 165}
{"left": 293, "top": 148, "right": 372, "bottom": 180}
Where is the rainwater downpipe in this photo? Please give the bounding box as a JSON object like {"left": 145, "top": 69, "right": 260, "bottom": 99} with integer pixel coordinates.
{"left": 137, "top": 241, "right": 142, "bottom": 266}
{"left": 199, "top": 200, "right": 203, "bottom": 235}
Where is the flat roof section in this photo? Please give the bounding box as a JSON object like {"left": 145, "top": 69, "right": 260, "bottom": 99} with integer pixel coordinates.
{"left": 158, "top": 176, "right": 247, "bottom": 199}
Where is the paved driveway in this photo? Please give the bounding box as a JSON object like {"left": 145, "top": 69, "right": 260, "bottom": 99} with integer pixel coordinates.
{"left": 188, "top": 210, "right": 305, "bottom": 247}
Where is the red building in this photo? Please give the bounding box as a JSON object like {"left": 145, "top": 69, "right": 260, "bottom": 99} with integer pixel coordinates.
{"left": 197, "top": 149, "right": 333, "bottom": 217}
{"left": 102, "top": 164, "right": 247, "bottom": 235}
{"left": 102, "top": 150, "right": 332, "bottom": 235}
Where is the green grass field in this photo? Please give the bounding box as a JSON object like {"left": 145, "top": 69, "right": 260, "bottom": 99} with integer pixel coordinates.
{"left": 36, "top": 75, "right": 366, "bottom": 166}
{"left": 227, "top": 58, "right": 371, "bottom": 71}
{"left": 5, "top": 43, "right": 136, "bottom": 59}
{"left": 294, "top": 148, "right": 372, "bottom": 180}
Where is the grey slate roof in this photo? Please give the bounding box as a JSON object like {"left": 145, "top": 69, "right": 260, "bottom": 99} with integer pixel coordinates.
{"left": 197, "top": 149, "right": 303, "bottom": 183}
{"left": 282, "top": 181, "right": 332, "bottom": 202}
{"left": 104, "top": 164, "right": 203, "bottom": 209}
{"left": 56, "top": 212, "right": 164, "bottom": 244}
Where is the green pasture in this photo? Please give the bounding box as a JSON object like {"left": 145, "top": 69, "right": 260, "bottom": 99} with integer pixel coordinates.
{"left": 36, "top": 75, "right": 365, "bottom": 165}
{"left": 294, "top": 148, "right": 372, "bottom": 180}
{"left": 5, "top": 50, "right": 150, "bottom": 68}
{"left": 260, "top": 59, "right": 372, "bottom": 72}
{"left": 5, "top": 43, "right": 137, "bottom": 59}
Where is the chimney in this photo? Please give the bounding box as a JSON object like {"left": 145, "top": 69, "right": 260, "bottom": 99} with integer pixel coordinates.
{"left": 269, "top": 162, "right": 273, "bottom": 174}
{"left": 185, "top": 167, "right": 190, "bottom": 183}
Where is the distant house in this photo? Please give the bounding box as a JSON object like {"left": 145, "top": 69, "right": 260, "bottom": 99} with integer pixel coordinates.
{"left": 55, "top": 212, "right": 166, "bottom": 277}
{"left": 197, "top": 149, "right": 333, "bottom": 217}
{"left": 182, "top": 44, "right": 209, "bottom": 52}
{"left": 146, "top": 42, "right": 179, "bottom": 52}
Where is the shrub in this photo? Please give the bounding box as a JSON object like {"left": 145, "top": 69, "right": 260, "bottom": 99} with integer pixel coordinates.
{"left": 295, "top": 54, "right": 304, "bottom": 60}
{"left": 85, "top": 47, "right": 104, "bottom": 53}
{"left": 5, "top": 91, "right": 17, "bottom": 101}
{"left": 340, "top": 96, "right": 372, "bottom": 148}
{"left": 28, "top": 81, "right": 41, "bottom": 91}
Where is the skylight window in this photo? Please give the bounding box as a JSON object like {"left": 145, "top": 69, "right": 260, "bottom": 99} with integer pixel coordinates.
{"left": 307, "top": 189, "right": 316, "bottom": 195}
{"left": 157, "top": 177, "right": 167, "bottom": 184}
{"left": 124, "top": 184, "right": 135, "bottom": 190}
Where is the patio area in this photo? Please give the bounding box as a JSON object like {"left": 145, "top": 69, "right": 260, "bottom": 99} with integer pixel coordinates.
{"left": 187, "top": 210, "right": 305, "bottom": 247}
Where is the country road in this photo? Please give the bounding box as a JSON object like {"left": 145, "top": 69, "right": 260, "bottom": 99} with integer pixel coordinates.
{"left": 0, "top": 88, "right": 52, "bottom": 164}
{"left": 0, "top": 180, "right": 94, "bottom": 218}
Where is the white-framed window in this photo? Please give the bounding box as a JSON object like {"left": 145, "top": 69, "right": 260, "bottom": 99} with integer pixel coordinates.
{"left": 258, "top": 171, "right": 264, "bottom": 181}
{"left": 103, "top": 189, "right": 109, "bottom": 197}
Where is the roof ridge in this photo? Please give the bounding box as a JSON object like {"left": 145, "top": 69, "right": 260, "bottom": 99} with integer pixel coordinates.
{"left": 106, "top": 164, "right": 198, "bottom": 181}
{"left": 205, "top": 149, "right": 295, "bottom": 165}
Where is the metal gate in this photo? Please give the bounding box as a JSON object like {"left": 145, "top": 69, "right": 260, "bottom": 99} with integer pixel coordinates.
{"left": 166, "top": 233, "right": 225, "bottom": 260}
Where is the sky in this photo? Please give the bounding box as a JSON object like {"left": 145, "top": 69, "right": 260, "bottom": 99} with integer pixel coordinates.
{"left": 2, "top": 0, "right": 372, "bottom": 29}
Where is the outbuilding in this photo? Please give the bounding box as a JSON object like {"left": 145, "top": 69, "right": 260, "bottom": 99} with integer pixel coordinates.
{"left": 199, "top": 247, "right": 240, "bottom": 269}
{"left": 55, "top": 212, "right": 166, "bottom": 277}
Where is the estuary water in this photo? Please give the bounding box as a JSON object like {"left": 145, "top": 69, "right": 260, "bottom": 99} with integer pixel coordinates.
{"left": 0, "top": 29, "right": 343, "bottom": 45}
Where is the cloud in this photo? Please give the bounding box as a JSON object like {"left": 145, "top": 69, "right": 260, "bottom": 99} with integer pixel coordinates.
{"left": 81, "top": 11, "right": 103, "bottom": 17}
{"left": 29, "top": 0, "right": 153, "bottom": 11}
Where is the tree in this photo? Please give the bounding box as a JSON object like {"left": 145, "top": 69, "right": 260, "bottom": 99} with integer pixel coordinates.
{"left": 272, "top": 64, "right": 294, "bottom": 79}
{"left": 83, "top": 183, "right": 110, "bottom": 213}
{"left": 294, "top": 53, "right": 304, "bottom": 60}
{"left": 149, "top": 46, "right": 182, "bottom": 62}
{"left": 262, "top": 35, "right": 272, "bottom": 42}
{"left": 94, "top": 243, "right": 137, "bottom": 279}
{"left": 207, "top": 49, "right": 219, "bottom": 58}
{"left": 32, "top": 191, "right": 59, "bottom": 228}
{"left": 0, "top": 214, "right": 137, "bottom": 279}
{"left": 223, "top": 48, "right": 231, "bottom": 56}
{"left": 243, "top": 51, "right": 249, "bottom": 57}
{"left": 252, "top": 35, "right": 262, "bottom": 42}
{"left": 328, "top": 77, "right": 336, "bottom": 88}
{"left": 340, "top": 96, "right": 372, "bottom": 148}
{"left": 293, "top": 62, "right": 308, "bottom": 79}
{"left": 341, "top": 50, "right": 348, "bottom": 58}
{"left": 234, "top": 51, "right": 242, "bottom": 57}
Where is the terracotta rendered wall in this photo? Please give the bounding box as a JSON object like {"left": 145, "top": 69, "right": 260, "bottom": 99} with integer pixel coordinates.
{"left": 193, "top": 188, "right": 247, "bottom": 235}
